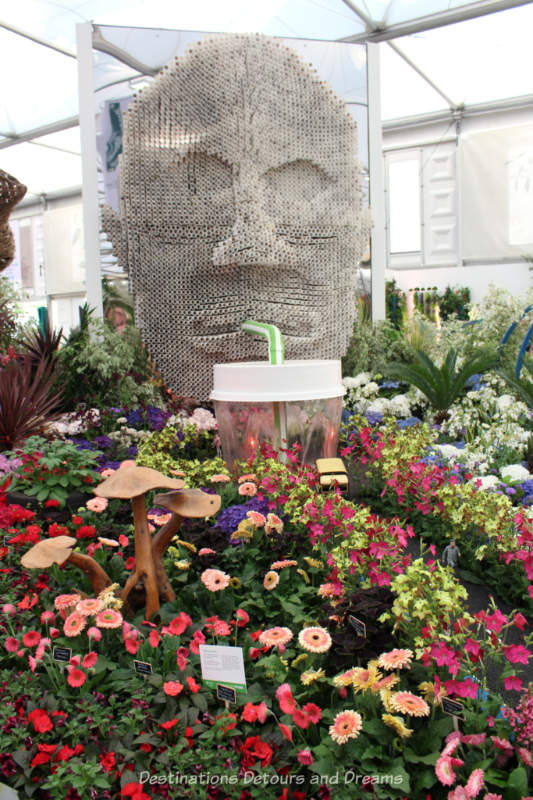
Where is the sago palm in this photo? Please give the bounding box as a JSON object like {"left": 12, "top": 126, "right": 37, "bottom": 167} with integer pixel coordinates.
{"left": 384, "top": 346, "right": 499, "bottom": 419}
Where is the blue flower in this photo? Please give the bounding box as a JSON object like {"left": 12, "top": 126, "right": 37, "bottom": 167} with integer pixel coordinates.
{"left": 365, "top": 412, "right": 383, "bottom": 426}
{"left": 521, "top": 479, "right": 533, "bottom": 495}
{"left": 379, "top": 380, "right": 400, "bottom": 389}
{"left": 92, "top": 435, "right": 113, "bottom": 450}
{"left": 215, "top": 497, "right": 270, "bottom": 537}
{"left": 396, "top": 417, "right": 421, "bottom": 429}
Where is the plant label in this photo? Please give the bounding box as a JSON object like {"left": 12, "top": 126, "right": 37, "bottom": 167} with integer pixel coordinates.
{"left": 133, "top": 660, "right": 153, "bottom": 675}
{"left": 216, "top": 684, "right": 237, "bottom": 704}
{"left": 442, "top": 697, "right": 464, "bottom": 718}
{"left": 199, "top": 644, "right": 246, "bottom": 691}
{"left": 348, "top": 615, "right": 366, "bottom": 638}
{"left": 53, "top": 647, "right": 72, "bottom": 662}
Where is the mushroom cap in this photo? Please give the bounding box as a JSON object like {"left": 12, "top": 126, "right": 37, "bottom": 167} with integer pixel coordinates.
{"left": 153, "top": 489, "right": 221, "bottom": 518}
{"left": 94, "top": 466, "right": 185, "bottom": 499}
{"left": 21, "top": 535, "right": 76, "bottom": 569}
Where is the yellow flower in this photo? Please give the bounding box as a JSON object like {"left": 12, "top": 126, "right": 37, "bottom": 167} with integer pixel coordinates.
{"left": 297, "top": 569, "right": 310, "bottom": 584}
{"left": 301, "top": 668, "right": 326, "bottom": 686}
{"left": 382, "top": 714, "right": 413, "bottom": 738}
{"left": 291, "top": 654, "right": 308, "bottom": 668}
{"left": 229, "top": 577, "right": 242, "bottom": 589}
{"left": 176, "top": 539, "right": 197, "bottom": 553}
{"left": 352, "top": 664, "right": 382, "bottom": 694}
{"left": 303, "top": 557, "right": 322, "bottom": 568}
{"left": 380, "top": 689, "right": 395, "bottom": 712}
{"left": 418, "top": 681, "right": 447, "bottom": 706}
{"left": 231, "top": 519, "right": 256, "bottom": 542}
{"left": 174, "top": 560, "right": 190, "bottom": 570}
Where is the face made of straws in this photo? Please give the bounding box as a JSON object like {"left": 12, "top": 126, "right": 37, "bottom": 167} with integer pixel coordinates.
{"left": 115, "top": 34, "right": 367, "bottom": 400}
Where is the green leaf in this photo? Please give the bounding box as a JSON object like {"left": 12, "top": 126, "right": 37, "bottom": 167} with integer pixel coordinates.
{"left": 404, "top": 749, "right": 439, "bottom": 765}
{"left": 503, "top": 766, "right": 528, "bottom": 800}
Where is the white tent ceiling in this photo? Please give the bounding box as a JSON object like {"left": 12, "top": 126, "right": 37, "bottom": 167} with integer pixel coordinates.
{"left": 1, "top": 0, "right": 533, "bottom": 199}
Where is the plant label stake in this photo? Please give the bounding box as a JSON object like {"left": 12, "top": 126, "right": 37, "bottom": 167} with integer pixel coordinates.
{"left": 442, "top": 697, "right": 464, "bottom": 722}
{"left": 216, "top": 684, "right": 237, "bottom": 705}
{"left": 133, "top": 660, "right": 153, "bottom": 675}
{"left": 348, "top": 615, "right": 366, "bottom": 639}
{"left": 53, "top": 646, "right": 72, "bottom": 663}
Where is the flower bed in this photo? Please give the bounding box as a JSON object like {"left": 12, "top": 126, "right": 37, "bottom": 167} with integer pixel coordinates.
{"left": 0, "top": 404, "right": 531, "bottom": 799}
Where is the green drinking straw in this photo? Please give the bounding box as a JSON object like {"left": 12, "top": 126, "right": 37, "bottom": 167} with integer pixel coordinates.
{"left": 242, "top": 320, "right": 287, "bottom": 461}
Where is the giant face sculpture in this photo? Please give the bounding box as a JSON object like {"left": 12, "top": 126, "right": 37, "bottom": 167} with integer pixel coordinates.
{"left": 113, "top": 34, "right": 367, "bottom": 400}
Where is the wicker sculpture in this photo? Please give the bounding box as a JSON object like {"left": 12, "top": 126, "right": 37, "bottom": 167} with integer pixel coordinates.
{"left": 0, "top": 170, "right": 27, "bottom": 271}
{"left": 104, "top": 34, "right": 368, "bottom": 400}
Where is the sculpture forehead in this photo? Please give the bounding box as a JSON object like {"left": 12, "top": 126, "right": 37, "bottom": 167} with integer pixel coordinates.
{"left": 124, "top": 35, "right": 357, "bottom": 174}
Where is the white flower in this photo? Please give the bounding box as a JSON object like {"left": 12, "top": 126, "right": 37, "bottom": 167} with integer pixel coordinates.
{"left": 388, "top": 394, "right": 411, "bottom": 418}
{"left": 468, "top": 475, "right": 501, "bottom": 490}
{"left": 500, "top": 464, "right": 530, "bottom": 483}
{"left": 366, "top": 398, "right": 390, "bottom": 415}
{"left": 434, "top": 444, "right": 464, "bottom": 462}
{"left": 496, "top": 394, "right": 516, "bottom": 413}
{"left": 190, "top": 408, "right": 217, "bottom": 431}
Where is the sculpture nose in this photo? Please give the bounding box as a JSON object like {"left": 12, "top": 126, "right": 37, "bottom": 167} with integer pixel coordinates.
{"left": 212, "top": 167, "right": 294, "bottom": 268}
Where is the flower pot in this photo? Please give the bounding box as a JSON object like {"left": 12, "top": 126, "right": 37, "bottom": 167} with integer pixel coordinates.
{"left": 210, "top": 360, "right": 345, "bottom": 467}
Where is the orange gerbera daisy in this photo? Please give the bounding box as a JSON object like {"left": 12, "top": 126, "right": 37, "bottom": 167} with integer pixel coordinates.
{"left": 389, "top": 691, "right": 430, "bottom": 717}
{"left": 329, "top": 710, "right": 362, "bottom": 744}
{"left": 378, "top": 649, "right": 413, "bottom": 671}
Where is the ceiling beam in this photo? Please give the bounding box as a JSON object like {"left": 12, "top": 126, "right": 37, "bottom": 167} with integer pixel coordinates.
{"left": 340, "top": 0, "right": 533, "bottom": 43}
{"left": 92, "top": 25, "right": 162, "bottom": 76}
{"left": 0, "top": 20, "right": 76, "bottom": 57}
{"left": 0, "top": 116, "right": 79, "bottom": 150}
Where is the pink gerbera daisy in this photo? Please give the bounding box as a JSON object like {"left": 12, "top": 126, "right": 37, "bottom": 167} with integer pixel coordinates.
{"left": 465, "top": 769, "right": 484, "bottom": 798}
{"left": 82, "top": 652, "right": 98, "bottom": 669}
{"left": 63, "top": 612, "right": 86, "bottom": 637}
{"left": 76, "top": 598, "right": 104, "bottom": 616}
{"left": 258, "top": 627, "right": 293, "bottom": 648}
{"left": 200, "top": 569, "right": 230, "bottom": 592}
{"left": 389, "top": 691, "right": 430, "bottom": 717}
{"left": 329, "top": 710, "right": 362, "bottom": 744}
{"left": 54, "top": 593, "right": 81, "bottom": 611}
{"left": 247, "top": 510, "right": 266, "bottom": 527}
{"left": 378, "top": 648, "right": 413, "bottom": 670}
{"left": 298, "top": 627, "right": 332, "bottom": 654}
{"left": 210, "top": 474, "right": 231, "bottom": 483}
{"left": 435, "top": 756, "right": 457, "bottom": 786}
{"left": 86, "top": 497, "right": 109, "bottom": 513}
{"left": 67, "top": 667, "right": 86, "bottom": 688}
{"left": 4, "top": 637, "right": 20, "bottom": 653}
{"left": 270, "top": 560, "right": 298, "bottom": 570}
{"left": 22, "top": 631, "right": 41, "bottom": 648}
{"left": 95, "top": 609, "right": 123, "bottom": 629}
{"left": 198, "top": 547, "right": 216, "bottom": 556}
{"left": 265, "top": 513, "right": 283, "bottom": 534}
{"left": 238, "top": 482, "right": 257, "bottom": 497}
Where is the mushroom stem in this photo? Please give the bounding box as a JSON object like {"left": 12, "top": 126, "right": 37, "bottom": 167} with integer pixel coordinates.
{"left": 66, "top": 552, "right": 112, "bottom": 596}
{"left": 122, "top": 494, "right": 160, "bottom": 619}
{"left": 151, "top": 514, "right": 183, "bottom": 604}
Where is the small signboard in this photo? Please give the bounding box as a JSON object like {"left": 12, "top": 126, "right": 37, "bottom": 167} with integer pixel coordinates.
{"left": 53, "top": 647, "right": 72, "bottom": 663}
{"left": 133, "top": 660, "right": 153, "bottom": 675}
{"left": 442, "top": 697, "right": 464, "bottom": 719}
{"left": 199, "top": 644, "right": 246, "bottom": 692}
{"left": 216, "top": 684, "right": 237, "bottom": 704}
{"left": 348, "top": 615, "right": 366, "bottom": 638}
{"left": 3, "top": 535, "right": 10, "bottom": 547}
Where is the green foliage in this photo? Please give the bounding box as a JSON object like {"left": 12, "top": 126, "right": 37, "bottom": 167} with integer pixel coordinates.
{"left": 0, "top": 275, "right": 31, "bottom": 352}
{"left": 57, "top": 313, "right": 163, "bottom": 411}
{"left": 342, "top": 306, "right": 414, "bottom": 377}
{"left": 438, "top": 285, "right": 470, "bottom": 321}
{"left": 8, "top": 435, "right": 101, "bottom": 505}
{"left": 385, "top": 279, "right": 405, "bottom": 330}
{"left": 384, "top": 346, "right": 499, "bottom": 413}
{"left": 137, "top": 423, "right": 219, "bottom": 475}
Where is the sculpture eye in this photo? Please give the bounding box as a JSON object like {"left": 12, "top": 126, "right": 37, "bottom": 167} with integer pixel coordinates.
{"left": 263, "top": 160, "right": 334, "bottom": 225}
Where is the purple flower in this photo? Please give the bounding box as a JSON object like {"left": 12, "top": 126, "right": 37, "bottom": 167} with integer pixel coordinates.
{"left": 215, "top": 497, "right": 270, "bottom": 537}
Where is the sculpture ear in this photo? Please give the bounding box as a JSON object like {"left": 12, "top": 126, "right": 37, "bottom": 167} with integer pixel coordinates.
{"left": 100, "top": 204, "right": 128, "bottom": 275}
{"left": 0, "top": 169, "right": 27, "bottom": 272}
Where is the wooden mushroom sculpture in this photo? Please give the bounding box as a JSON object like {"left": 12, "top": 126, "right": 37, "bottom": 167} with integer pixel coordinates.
{"left": 152, "top": 489, "right": 222, "bottom": 603}
{"left": 94, "top": 466, "right": 185, "bottom": 619}
{"left": 21, "top": 535, "right": 112, "bottom": 596}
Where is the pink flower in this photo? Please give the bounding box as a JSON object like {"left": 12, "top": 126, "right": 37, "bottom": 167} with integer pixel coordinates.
{"left": 278, "top": 723, "right": 293, "bottom": 742}
{"left": 85, "top": 497, "right": 109, "bottom": 513}
{"left": 67, "top": 667, "right": 86, "bottom": 688}
{"left": 119, "top": 460, "right": 137, "bottom": 469}
{"left": 503, "top": 675, "right": 523, "bottom": 692}
{"left": 186, "top": 676, "right": 200, "bottom": 694}
{"left": 87, "top": 626, "right": 102, "bottom": 641}
{"left": 64, "top": 612, "right": 86, "bottom": 637}
{"left": 82, "top": 652, "right": 98, "bottom": 669}
{"left": 149, "top": 630, "right": 160, "bottom": 648}
{"left": 276, "top": 683, "right": 296, "bottom": 715}
{"left": 40, "top": 610, "right": 55, "bottom": 624}
{"left": 462, "top": 734, "right": 486, "bottom": 746}
{"left": 485, "top": 609, "right": 507, "bottom": 634}
{"left": 504, "top": 644, "right": 530, "bottom": 664}
{"left": 201, "top": 569, "right": 230, "bottom": 592}
{"left": 465, "top": 768, "right": 484, "bottom": 798}
{"left": 297, "top": 749, "right": 314, "bottom": 765}
{"left": 1, "top": 604, "right": 16, "bottom": 616}
{"left": 512, "top": 612, "right": 528, "bottom": 630}
{"left": 235, "top": 608, "right": 249, "bottom": 627}
{"left": 436, "top": 756, "right": 458, "bottom": 786}
{"left": 198, "top": 547, "right": 216, "bottom": 556}
{"left": 238, "top": 482, "right": 257, "bottom": 497}
{"left": 5, "top": 637, "right": 20, "bottom": 653}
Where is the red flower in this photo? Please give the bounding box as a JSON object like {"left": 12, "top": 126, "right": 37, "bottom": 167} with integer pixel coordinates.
{"left": 121, "top": 783, "right": 151, "bottom": 800}
{"left": 302, "top": 703, "right": 321, "bottom": 724}
{"left": 99, "top": 751, "right": 116, "bottom": 772}
{"left": 72, "top": 516, "right": 83, "bottom": 525}
{"left": 276, "top": 684, "right": 296, "bottom": 715}
{"left": 241, "top": 736, "right": 273, "bottom": 767}
{"left": 125, "top": 557, "right": 135, "bottom": 570}
{"left": 292, "top": 709, "right": 310, "bottom": 729}
{"left": 27, "top": 708, "right": 53, "bottom": 733}
{"left": 67, "top": 668, "right": 86, "bottom": 688}
{"left": 149, "top": 630, "right": 160, "bottom": 648}
{"left": 48, "top": 523, "right": 70, "bottom": 538}
{"left": 22, "top": 631, "right": 41, "bottom": 648}
{"left": 124, "top": 634, "right": 140, "bottom": 655}
{"left": 17, "top": 593, "right": 38, "bottom": 610}
{"left": 503, "top": 675, "right": 523, "bottom": 692}
{"left": 55, "top": 745, "right": 78, "bottom": 762}
{"left": 163, "top": 681, "right": 183, "bottom": 696}
{"left": 504, "top": 644, "right": 530, "bottom": 664}
{"left": 45, "top": 499, "right": 60, "bottom": 508}
{"left": 31, "top": 751, "right": 52, "bottom": 767}
{"left": 76, "top": 525, "right": 96, "bottom": 540}
{"left": 160, "top": 719, "right": 179, "bottom": 730}
{"left": 278, "top": 723, "right": 293, "bottom": 742}
{"left": 82, "top": 652, "right": 98, "bottom": 669}
{"left": 186, "top": 676, "right": 200, "bottom": 694}
{"left": 235, "top": 608, "right": 250, "bottom": 627}
{"left": 168, "top": 612, "right": 192, "bottom": 635}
